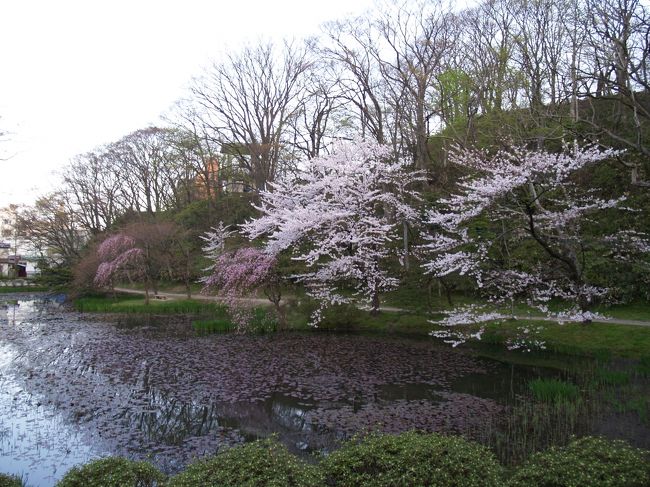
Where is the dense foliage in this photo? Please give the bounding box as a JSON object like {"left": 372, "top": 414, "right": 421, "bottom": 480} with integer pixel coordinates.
{"left": 321, "top": 431, "right": 504, "bottom": 487}
{"left": 55, "top": 457, "right": 165, "bottom": 487}
{"left": 2, "top": 434, "right": 648, "bottom": 486}
{"left": 0, "top": 474, "right": 23, "bottom": 487}
{"left": 508, "top": 436, "right": 650, "bottom": 487}
{"left": 166, "top": 438, "right": 322, "bottom": 487}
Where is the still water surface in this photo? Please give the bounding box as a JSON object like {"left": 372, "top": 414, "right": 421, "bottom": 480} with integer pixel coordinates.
{"left": 0, "top": 294, "right": 646, "bottom": 486}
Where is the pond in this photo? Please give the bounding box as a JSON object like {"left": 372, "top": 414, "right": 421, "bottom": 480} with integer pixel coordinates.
{"left": 1, "top": 294, "right": 648, "bottom": 486}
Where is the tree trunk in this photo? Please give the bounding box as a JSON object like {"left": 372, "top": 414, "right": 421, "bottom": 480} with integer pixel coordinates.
{"left": 403, "top": 220, "right": 409, "bottom": 270}
{"left": 265, "top": 283, "right": 286, "bottom": 331}
{"left": 274, "top": 301, "right": 287, "bottom": 331}
{"left": 370, "top": 288, "right": 380, "bottom": 316}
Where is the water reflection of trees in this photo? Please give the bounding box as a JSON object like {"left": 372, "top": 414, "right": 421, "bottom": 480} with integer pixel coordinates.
{"left": 120, "top": 393, "right": 222, "bottom": 445}
{"left": 120, "top": 387, "right": 338, "bottom": 454}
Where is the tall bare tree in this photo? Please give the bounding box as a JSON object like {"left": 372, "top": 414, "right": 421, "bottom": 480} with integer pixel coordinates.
{"left": 190, "top": 41, "right": 311, "bottom": 190}
{"left": 15, "top": 192, "right": 86, "bottom": 266}
{"left": 374, "top": 0, "right": 456, "bottom": 169}
{"left": 112, "top": 127, "right": 183, "bottom": 213}
{"left": 167, "top": 101, "right": 223, "bottom": 208}
{"left": 321, "top": 17, "right": 390, "bottom": 145}
{"left": 63, "top": 149, "right": 127, "bottom": 234}
{"left": 579, "top": 0, "right": 650, "bottom": 158}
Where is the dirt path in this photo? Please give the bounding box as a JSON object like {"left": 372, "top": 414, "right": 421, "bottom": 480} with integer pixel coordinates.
{"left": 113, "top": 287, "right": 650, "bottom": 328}
{"left": 113, "top": 287, "right": 271, "bottom": 306}
{"left": 510, "top": 314, "right": 650, "bottom": 327}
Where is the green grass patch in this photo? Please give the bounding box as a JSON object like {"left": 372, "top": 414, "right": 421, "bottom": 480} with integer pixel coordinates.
{"left": 382, "top": 288, "right": 650, "bottom": 323}
{"left": 114, "top": 281, "right": 204, "bottom": 295}
{"left": 528, "top": 378, "right": 580, "bottom": 403}
{"left": 595, "top": 369, "right": 630, "bottom": 386}
{"left": 192, "top": 308, "right": 279, "bottom": 334}
{"left": 612, "top": 397, "right": 650, "bottom": 422}
{"left": 192, "top": 318, "right": 233, "bottom": 334}
{"left": 288, "top": 298, "right": 650, "bottom": 359}
{"left": 594, "top": 301, "right": 650, "bottom": 321}
{"left": 364, "top": 311, "right": 650, "bottom": 359}
{"left": 247, "top": 308, "right": 279, "bottom": 333}
{"left": 481, "top": 320, "right": 650, "bottom": 359}
{"left": 637, "top": 356, "right": 650, "bottom": 376}
{"left": 74, "top": 296, "right": 228, "bottom": 315}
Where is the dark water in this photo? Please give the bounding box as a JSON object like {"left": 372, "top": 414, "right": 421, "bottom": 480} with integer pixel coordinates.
{"left": 0, "top": 295, "right": 647, "bottom": 486}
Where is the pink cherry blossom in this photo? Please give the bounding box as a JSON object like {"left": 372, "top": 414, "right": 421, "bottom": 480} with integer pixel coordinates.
{"left": 424, "top": 143, "right": 630, "bottom": 339}
{"left": 242, "top": 138, "right": 423, "bottom": 322}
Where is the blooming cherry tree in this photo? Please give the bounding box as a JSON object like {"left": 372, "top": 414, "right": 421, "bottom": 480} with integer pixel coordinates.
{"left": 424, "top": 143, "right": 627, "bottom": 332}
{"left": 604, "top": 230, "right": 650, "bottom": 299}
{"left": 243, "top": 139, "right": 422, "bottom": 323}
{"left": 94, "top": 233, "right": 144, "bottom": 294}
{"left": 200, "top": 222, "right": 234, "bottom": 270}
{"left": 94, "top": 222, "right": 183, "bottom": 303}
{"left": 201, "top": 246, "right": 284, "bottom": 330}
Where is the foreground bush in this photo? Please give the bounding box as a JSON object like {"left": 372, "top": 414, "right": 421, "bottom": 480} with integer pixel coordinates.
{"left": 55, "top": 457, "right": 165, "bottom": 487}
{"left": 509, "top": 436, "right": 650, "bottom": 487}
{"left": 0, "top": 473, "right": 24, "bottom": 487}
{"left": 321, "top": 431, "right": 504, "bottom": 486}
{"left": 167, "top": 438, "right": 322, "bottom": 487}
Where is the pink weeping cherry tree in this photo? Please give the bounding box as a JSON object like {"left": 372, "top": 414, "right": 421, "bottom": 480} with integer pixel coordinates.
{"left": 201, "top": 245, "right": 284, "bottom": 330}
{"left": 94, "top": 222, "right": 182, "bottom": 304}
{"left": 423, "top": 143, "right": 633, "bottom": 346}
{"left": 94, "top": 233, "right": 144, "bottom": 298}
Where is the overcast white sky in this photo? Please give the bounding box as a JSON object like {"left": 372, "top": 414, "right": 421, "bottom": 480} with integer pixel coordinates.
{"left": 0, "top": 0, "right": 375, "bottom": 208}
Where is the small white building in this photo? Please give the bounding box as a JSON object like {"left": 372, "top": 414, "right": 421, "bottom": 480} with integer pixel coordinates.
{"left": 0, "top": 207, "right": 38, "bottom": 278}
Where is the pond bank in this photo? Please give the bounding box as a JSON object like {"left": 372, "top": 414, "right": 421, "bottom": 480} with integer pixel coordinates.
{"left": 79, "top": 290, "right": 650, "bottom": 359}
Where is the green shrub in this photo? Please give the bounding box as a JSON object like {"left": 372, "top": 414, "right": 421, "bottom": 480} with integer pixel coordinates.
{"left": 247, "top": 307, "right": 278, "bottom": 334}
{"left": 167, "top": 438, "right": 322, "bottom": 487}
{"left": 321, "top": 431, "right": 504, "bottom": 487}
{"left": 317, "top": 304, "right": 366, "bottom": 331}
{"left": 0, "top": 473, "right": 24, "bottom": 487}
{"left": 509, "top": 436, "right": 650, "bottom": 487}
{"left": 529, "top": 378, "right": 579, "bottom": 402}
{"left": 56, "top": 457, "right": 165, "bottom": 487}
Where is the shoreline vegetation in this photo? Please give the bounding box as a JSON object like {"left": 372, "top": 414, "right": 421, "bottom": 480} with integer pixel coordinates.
{"left": 1, "top": 434, "right": 648, "bottom": 487}
{"left": 66, "top": 288, "right": 650, "bottom": 360}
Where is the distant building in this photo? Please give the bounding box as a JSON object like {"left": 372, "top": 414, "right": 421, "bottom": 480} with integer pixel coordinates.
{"left": 219, "top": 143, "right": 255, "bottom": 193}
{"left": 0, "top": 206, "right": 39, "bottom": 278}
{"left": 188, "top": 147, "right": 254, "bottom": 203}
{"left": 0, "top": 254, "right": 27, "bottom": 278}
